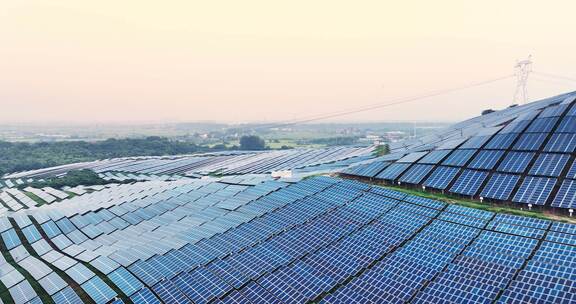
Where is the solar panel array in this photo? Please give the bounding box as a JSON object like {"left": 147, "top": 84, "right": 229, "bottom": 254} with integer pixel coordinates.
{"left": 0, "top": 185, "right": 113, "bottom": 214}
{"left": 343, "top": 91, "right": 576, "bottom": 211}
{"left": 0, "top": 176, "right": 574, "bottom": 303}
{"left": 5, "top": 146, "right": 374, "bottom": 180}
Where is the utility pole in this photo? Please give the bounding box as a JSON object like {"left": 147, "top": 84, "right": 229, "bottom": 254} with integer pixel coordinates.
{"left": 513, "top": 55, "right": 532, "bottom": 105}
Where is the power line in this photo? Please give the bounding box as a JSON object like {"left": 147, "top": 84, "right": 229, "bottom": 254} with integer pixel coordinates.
{"left": 531, "top": 75, "right": 575, "bottom": 86}
{"left": 533, "top": 71, "right": 576, "bottom": 84}
{"left": 246, "top": 74, "right": 514, "bottom": 131}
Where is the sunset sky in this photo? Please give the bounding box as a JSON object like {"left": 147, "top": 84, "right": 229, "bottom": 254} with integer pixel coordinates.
{"left": 2, "top": 1, "right": 576, "bottom": 123}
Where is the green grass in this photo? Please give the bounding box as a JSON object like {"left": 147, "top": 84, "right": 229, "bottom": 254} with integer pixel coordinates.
{"left": 23, "top": 191, "right": 46, "bottom": 206}
{"left": 0, "top": 280, "right": 14, "bottom": 304}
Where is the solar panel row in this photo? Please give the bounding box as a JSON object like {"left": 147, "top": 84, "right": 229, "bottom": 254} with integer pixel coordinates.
{"left": 342, "top": 91, "right": 576, "bottom": 211}
{"left": 0, "top": 176, "right": 574, "bottom": 303}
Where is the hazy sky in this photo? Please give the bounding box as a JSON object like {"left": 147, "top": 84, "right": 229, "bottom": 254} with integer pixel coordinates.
{"left": 2, "top": 1, "right": 576, "bottom": 124}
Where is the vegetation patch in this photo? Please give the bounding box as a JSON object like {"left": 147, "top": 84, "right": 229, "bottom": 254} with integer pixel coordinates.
{"left": 19, "top": 170, "right": 133, "bottom": 190}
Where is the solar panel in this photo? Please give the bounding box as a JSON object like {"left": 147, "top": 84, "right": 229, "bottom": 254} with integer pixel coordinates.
{"left": 397, "top": 152, "right": 429, "bottom": 163}
{"left": 484, "top": 133, "right": 519, "bottom": 150}
{"left": 445, "top": 204, "right": 493, "bottom": 220}
{"left": 39, "top": 272, "right": 68, "bottom": 295}
{"left": 556, "top": 116, "right": 576, "bottom": 133}
{"left": 545, "top": 231, "right": 576, "bottom": 246}
{"left": 565, "top": 160, "right": 576, "bottom": 179}
{"left": 528, "top": 153, "right": 570, "bottom": 177}
{"left": 540, "top": 103, "right": 569, "bottom": 117}
{"left": 449, "top": 170, "right": 488, "bottom": 196}
{"left": 442, "top": 150, "right": 476, "bottom": 166}
{"left": 512, "top": 176, "right": 556, "bottom": 205}
{"left": 375, "top": 163, "right": 411, "bottom": 181}
{"left": 480, "top": 173, "right": 520, "bottom": 201}
{"left": 526, "top": 117, "right": 558, "bottom": 133}
{"left": 512, "top": 133, "right": 547, "bottom": 151}
{"left": 2, "top": 229, "right": 21, "bottom": 250}
{"left": 398, "top": 164, "right": 434, "bottom": 184}
{"left": 130, "top": 288, "right": 161, "bottom": 304}
{"left": 417, "top": 150, "right": 451, "bottom": 164}
{"left": 81, "top": 277, "right": 117, "bottom": 303}
{"left": 460, "top": 135, "right": 492, "bottom": 149}
{"left": 497, "top": 151, "right": 535, "bottom": 173}
{"left": 499, "top": 242, "right": 576, "bottom": 303}
{"left": 552, "top": 179, "right": 576, "bottom": 209}
{"left": 52, "top": 286, "right": 83, "bottom": 304}
{"left": 423, "top": 166, "right": 460, "bottom": 190}
{"left": 467, "top": 150, "right": 504, "bottom": 170}
{"left": 500, "top": 120, "right": 531, "bottom": 134}
{"left": 9, "top": 280, "right": 37, "bottom": 304}
{"left": 403, "top": 195, "right": 445, "bottom": 210}
{"left": 108, "top": 268, "right": 144, "bottom": 297}
{"left": 550, "top": 222, "right": 576, "bottom": 234}
{"left": 544, "top": 133, "right": 576, "bottom": 153}
{"left": 343, "top": 161, "right": 389, "bottom": 178}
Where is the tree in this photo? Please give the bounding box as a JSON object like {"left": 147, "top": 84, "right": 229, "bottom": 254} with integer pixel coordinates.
{"left": 374, "top": 144, "right": 390, "bottom": 156}
{"left": 239, "top": 135, "right": 266, "bottom": 150}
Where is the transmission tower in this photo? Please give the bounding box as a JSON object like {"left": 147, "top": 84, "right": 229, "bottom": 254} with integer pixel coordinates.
{"left": 513, "top": 55, "right": 532, "bottom": 105}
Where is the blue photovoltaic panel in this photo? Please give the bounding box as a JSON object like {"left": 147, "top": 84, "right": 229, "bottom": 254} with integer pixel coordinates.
{"left": 362, "top": 161, "right": 391, "bottom": 177}
{"left": 446, "top": 204, "right": 494, "bottom": 220}
{"left": 397, "top": 152, "right": 428, "bottom": 163}
{"left": 460, "top": 135, "right": 491, "bottom": 149}
{"left": 467, "top": 150, "right": 504, "bottom": 170}
{"left": 512, "top": 176, "right": 556, "bottom": 205}
{"left": 480, "top": 173, "right": 520, "bottom": 201}
{"left": 550, "top": 222, "right": 576, "bottom": 234}
{"left": 375, "top": 163, "right": 411, "bottom": 180}
{"left": 423, "top": 166, "right": 460, "bottom": 190}
{"left": 399, "top": 164, "right": 434, "bottom": 184}
{"left": 556, "top": 116, "right": 576, "bottom": 133}
{"left": 526, "top": 117, "right": 558, "bottom": 133}
{"left": 528, "top": 153, "right": 570, "bottom": 177}
{"left": 442, "top": 150, "right": 476, "bottom": 167}
{"left": 565, "top": 160, "right": 576, "bottom": 179}
{"left": 418, "top": 150, "right": 451, "bottom": 164}
{"left": 81, "top": 277, "right": 117, "bottom": 304}
{"left": 512, "top": 133, "right": 547, "bottom": 151}
{"left": 362, "top": 161, "right": 390, "bottom": 177}
{"left": 544, "top": 133, "right": 576, "bottom": 153}
{"left": 345, "top": 161, "right": 389, "bottom": 178}
{"left": 403, "top": 195, "right": 445, "bottom": 209}
{"left": 540, "top": 104, "right": 569, "bottom": 117}
{"left": 108, "top": 268, "right": 143, "bottom": 296}
{"left": 552, "top": 179, "right": 576, "bottom": 209}
{"left": 130, "top": 288, "right": 161, "bottom": 304}
{"left": 484, "top": 133, "right": 519, "bottom": 150}
{"left": 497, "top": 152, "right": 535, "bottom": 173}
{"left": 500, "top": 120, "right": 531, "bottom": 134}
{"left": 449, "top": 170, "right": 488, "bottom": 196}
{"left": 1, "top": 228, "right": 21, "bottom": 250}
{"left": 499, "top": 241, "right": 576, "bottom": 303}
{"left": 493, "top": 211, "right": 550, "bottom": 230}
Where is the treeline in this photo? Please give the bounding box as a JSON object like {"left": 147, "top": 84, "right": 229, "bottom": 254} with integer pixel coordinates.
{"left": 0, "top": 137, "right": 210, "bottom": 176}
{"left": 0, "top": 135, "right": 275, "bottom": 176}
